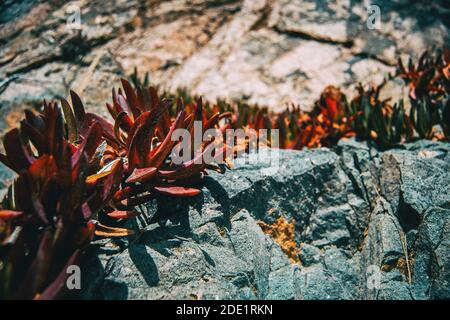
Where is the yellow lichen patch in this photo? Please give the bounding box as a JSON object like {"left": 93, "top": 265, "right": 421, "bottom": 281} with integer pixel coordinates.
{"left": 258, "top": 217, "right": 300, "bottom": 264}
{"left": 396, "top": 257, "right": 408, "bottom": 275}
{"left": 218, "top": 226, "right": 227, "bottom": 237}
{"left": 380, "top": 255, "right": 414, "bottom": 282}
{"left": 396, "top": 255, "right": 414, "bottom": 279}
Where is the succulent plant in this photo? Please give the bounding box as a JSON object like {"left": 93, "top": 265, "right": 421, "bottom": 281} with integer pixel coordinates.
{"left": 371, "top": 99, "right": 411, "bottom": 149}
{"left": 1, "top": 49, "right": 448, "bottom": 300}
{"left": 0, "top": 101, "right": 123, "bottom": 299}
{"left": 397, "top": 50, "right": 448, "bottom": 102}
{"left": 0, "top": 77, "right": 236, "bottom": 299}
{"left": 314, "top": 86, "right": 355, "bottom": 147}
{"left": 442, "top": 98, "right": 450, "bottom": 139}
{"left": 409, "top": 98, "right": 440, "bottom": 139}
{"left": 398, "top": 50, "right": 450, "bottom": 140}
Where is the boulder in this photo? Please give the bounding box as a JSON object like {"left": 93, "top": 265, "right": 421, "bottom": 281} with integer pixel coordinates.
{"left": 79, "top": 140, "right": 450, "bottom": 300}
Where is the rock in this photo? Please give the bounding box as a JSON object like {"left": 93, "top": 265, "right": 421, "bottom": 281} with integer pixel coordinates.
{"left": 268, "top": 0, "right": 356, "bottom": 44}
{"left": 299, "top": 243, "right": 321, "bottom": 266}
{"left": 0, "top": 0, "right": 447, "bottom": 126}
{"left": 78, "top": 140, "right": 450, "bottom": 300}
{"left": 0, "top": 162, "right": 16, "bottom": 200}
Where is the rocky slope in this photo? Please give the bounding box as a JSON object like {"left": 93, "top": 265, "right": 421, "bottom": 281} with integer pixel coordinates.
{"left": 79, "top": 140, "right": 449, "bottom": 300}
{"left": 0, "top": 0, "right": 448, "bottom": 137}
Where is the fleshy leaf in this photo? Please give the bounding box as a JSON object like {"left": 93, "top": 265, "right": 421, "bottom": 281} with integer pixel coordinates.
{"left": 153, "top": 185, "right": 201, "bottom": 197}
{"left": 125, "top": 166, "right": 157, "bottom": 184}
{"left": 107, "top": 210, "right": 139, "bottom": 219}
{"left": 0, "top": 210, "right": 24, "bottom": 221}
{"left": 94, "top": 223, "right": 134, "bottom": 237}
{"left": 61, "top": 98, "right": 78, "bottom": 143}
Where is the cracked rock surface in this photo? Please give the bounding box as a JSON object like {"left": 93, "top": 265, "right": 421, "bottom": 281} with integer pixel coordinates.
{"left": 80, "top": 140, "right": 450, "bottom": 300}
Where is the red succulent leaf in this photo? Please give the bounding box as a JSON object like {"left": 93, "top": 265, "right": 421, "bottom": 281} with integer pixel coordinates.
{"left": 102, "top": 158, "right": 124, "bottom": 201}
{"left": 84, "top": 113, "right": 116, "bottom": 145}
{"left": 155, "top": 99, "right": 173, "bottom": 138}
{"left": 324, "top": 96, "right": 338, "bottom": 120}
{"left": 36, "top": 249, "right": 81, "bottom": 300}
{"left": 136, "top": 87, "right": 150, "bottom": 112}
{"left": 121, "top": 78, "right": 144, "bottom": 114}
{"left": 158, "top": 162, "right": 202, "bottom": 181}
{"left": 17, "top": 230, "right": 53, "bottom": 299}
{"left": 106, "top": 102, "right": 116, "bottom": 119}
{"left": 71, "top": 122, "right": 103, "bottom": 167}
{"left": 153, "top": 185, "right": 201, "bottom": 197}
{"left": 114, "top": 111, "right": 131, "bottom": 145}
{"left": 148, "top": 86, "right": 159, "bottom": 110}
{"left": 70, "top": 90, "right": 87, "bottom": 128}
{"left": 3, "top": 128, "right": 36, "bottom": 172}
{"left": 29, "top": 154, "right": 57, "bottom": 184}
{"left": 115, "top": 193, "right": 154, "bottom": 210}
{"left": 127, "top": 108, "right": 166, "bottom": 170}
{"left": 107, "top": 210, "right": 139, "bottom": 219}
{"left": 0, "top": 210, "right": 24, "bottom": 221}
{"left": 147, "top": 108, "right": 186, "bottom": 168}
{"left": 117, "top": 93, "right": 136, "bottom": 120}
{"left": 80, "top": 201, "right": 94, "bottom": 221}
{"left": 43, "top": 101, "right": 64, "bottom": 157}
{"left": 60, "top": 98, "right": 79, "bottom": 143}
{"left": 112, "top": 184, "right": 148, "bottom": 202}
{"left": 61, "top": 153, "right": 90, "bottom": 223}
{"left": 57, "top": 143, "right": 74, "bottom": 189}
{"left": 21, "top": 120, "right": 47, "bottom": 154}
{"left": 125, "top": 166, "right": 158, "bottom": 184}
{"left": 24, "top": 109, "right": 45, "bottom": 133}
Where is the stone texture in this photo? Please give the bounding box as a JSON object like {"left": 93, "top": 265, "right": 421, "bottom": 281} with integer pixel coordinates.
{"left": 77, "top": 140, "right": 450, "bottom": 300}
{"left": 0, "top": 0, "right": 448, "bottom": 137}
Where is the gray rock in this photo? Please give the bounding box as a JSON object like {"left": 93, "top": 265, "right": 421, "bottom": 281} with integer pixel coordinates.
{"left": 78, "top": 140, "right": 450, "bottom": 300}
{"left": 0, "top": 162, "right": 16, "bottom": 200}
{"left": 299, "top": 243, "right": 321, "bottom": 266}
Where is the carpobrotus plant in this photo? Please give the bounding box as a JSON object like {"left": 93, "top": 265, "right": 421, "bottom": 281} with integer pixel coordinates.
{"left": 0, "top": 49, "right": 448, "bottom": 299}
{"left": 0, "top": 81, "right": 232, "bottom": 299}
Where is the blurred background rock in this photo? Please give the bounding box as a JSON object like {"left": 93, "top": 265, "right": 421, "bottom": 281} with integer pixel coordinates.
{"left": 0, "top": 0, "right": 448, "bottom": 134}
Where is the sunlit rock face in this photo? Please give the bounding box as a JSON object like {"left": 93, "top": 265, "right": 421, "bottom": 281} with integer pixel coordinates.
{"left": 0, "top": 0, "right": 447, "bottom": 131}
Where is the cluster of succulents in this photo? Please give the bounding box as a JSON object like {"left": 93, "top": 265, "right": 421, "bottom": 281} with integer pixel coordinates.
{"left": 187, "top": 50, "right": 450, "bottom": 151}
{"left": 0, "top": 80, "right": 232, "bottom": 299}
{"left": 397, "top": 50, "right": 450, "bottom": 140}
{"left": 344, "top": 50, "right": 449, "bottom": 149}
{"left": 0, "top": 101, "right": 116, "bottom": 299}
{"left": 0, "top": 49, "right": 448, "bottom": 299}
